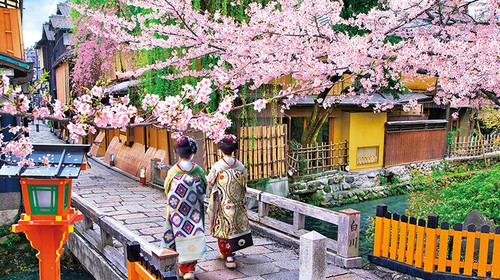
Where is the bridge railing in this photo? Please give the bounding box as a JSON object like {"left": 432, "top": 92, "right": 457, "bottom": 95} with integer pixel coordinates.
{"left": 72, "top": 193, "right": 178, "bottom": 277}
{"left": 126, "top": 242, "right": 176, "bottom": 280}
{"left": 245, "top": 188, "right": 361, "bottom": 268}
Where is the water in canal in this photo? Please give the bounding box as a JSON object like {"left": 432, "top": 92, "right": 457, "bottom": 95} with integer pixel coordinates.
{"left": 307, "top": 194, "right": 409, "bottom": 262}
{"left": 0, "top": 270, "right": 95, "bottom": 280}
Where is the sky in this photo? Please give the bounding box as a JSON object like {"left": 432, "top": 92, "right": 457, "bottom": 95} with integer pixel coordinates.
{"left": 22, "top": 0, "right": 62, "bottom": 48}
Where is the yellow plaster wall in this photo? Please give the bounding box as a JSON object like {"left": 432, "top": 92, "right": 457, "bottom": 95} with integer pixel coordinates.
{"left": 340, "top": 112, "right": 387, "bottom": 170}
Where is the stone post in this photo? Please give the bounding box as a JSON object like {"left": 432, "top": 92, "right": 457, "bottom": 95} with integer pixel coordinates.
{"left": 150, "top": 159, "right": 160, "bottom": 185}
{"left": 152, "top": 248, "right": 179, "bottom": 277}
{"left": 336, "top": 208, "right": 362, "bottom": 268}
{"left": 299, "top": 231, "right": 327, "bottom": 280}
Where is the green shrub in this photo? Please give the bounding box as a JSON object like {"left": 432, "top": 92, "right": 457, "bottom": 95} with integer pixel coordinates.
{"left": 436, "top": 168, "right": 500, "bottom": 224}
{"left": 407, "top": 164, "right": 500, "bottom": 225}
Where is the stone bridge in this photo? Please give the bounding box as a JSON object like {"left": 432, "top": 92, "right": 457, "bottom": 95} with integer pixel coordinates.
{"left": 29, "top": 123, "right": 381, "bottom": 280}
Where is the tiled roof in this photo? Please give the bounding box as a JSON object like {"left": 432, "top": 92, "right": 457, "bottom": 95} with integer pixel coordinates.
{"left": 57, "top": 3, "right": 71, "bottom": 17}
{"left": 50, "top": 15, "right": 72, "bottom": 30}
{"left": 43, "top": 23, "right": 55, "bottom": 41}
{"left": 292, "top": 92, "right": 432, "bottom": 106}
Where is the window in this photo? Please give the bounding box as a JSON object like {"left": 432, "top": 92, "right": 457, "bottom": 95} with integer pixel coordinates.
{"left": 357, "top": 146, "right": 379, "bottom": 165}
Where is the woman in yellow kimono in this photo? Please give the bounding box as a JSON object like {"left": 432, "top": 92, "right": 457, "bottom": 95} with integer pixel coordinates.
{"left": 163, "top": 136, "right": 207, "bottom": 280}
{"left": 206, "top": 135, "right": 251, "bottom": 269}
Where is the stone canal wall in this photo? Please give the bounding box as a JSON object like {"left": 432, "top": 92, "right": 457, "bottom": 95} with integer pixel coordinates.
{"left": 289, "top": 156, "right": 500, "bottom": 207}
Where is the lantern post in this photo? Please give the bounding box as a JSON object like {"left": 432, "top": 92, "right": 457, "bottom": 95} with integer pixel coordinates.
{"left": 1, "top": 144, "right": 90, "bottom": 280}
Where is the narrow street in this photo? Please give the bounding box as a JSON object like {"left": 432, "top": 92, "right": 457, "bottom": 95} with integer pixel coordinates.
{"left": 28, "top": 122, "right": 382, "bottom": 280}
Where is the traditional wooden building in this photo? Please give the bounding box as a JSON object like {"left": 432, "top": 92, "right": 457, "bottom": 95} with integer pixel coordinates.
{"left": 35, "top": 3, "right": 72, "bottom": 103}
{"left": 0, "top": 0, "right": 35, "bottom": 222}
{"left": 284, "top": 75, "right": 452, "bottom": 171}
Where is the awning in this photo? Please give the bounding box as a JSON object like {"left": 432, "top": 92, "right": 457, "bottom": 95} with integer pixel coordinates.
{"left": 0, "top": 144, "right": 90, "bottom": 179}
{"left": 292, "top": 92, "right": 432, "bottom": 106}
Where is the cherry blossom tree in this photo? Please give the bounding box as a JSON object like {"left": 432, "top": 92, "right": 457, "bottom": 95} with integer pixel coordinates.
{"left": 1, "top": 0, "right": 500, "bottom": 163}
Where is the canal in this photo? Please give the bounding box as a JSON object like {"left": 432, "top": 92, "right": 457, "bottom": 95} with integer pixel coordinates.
{"left": 0, "top": 270, "right": 95, "bottom": 280}
{"left": 307, "top": 194, "right": 409, "bottom": 262}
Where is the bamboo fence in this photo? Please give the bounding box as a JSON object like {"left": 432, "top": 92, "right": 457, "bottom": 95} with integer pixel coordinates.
{"left": 205, "top": 124, "right": 288, "bottom": 181}
{"left": 449, "top": 133, "right": 500, "bottom": 158}
{"left": 288, "top": 141, "right": 348, "bottom": 175}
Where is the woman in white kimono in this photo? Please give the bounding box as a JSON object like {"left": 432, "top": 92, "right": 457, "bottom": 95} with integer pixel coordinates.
{"left": 206, "top": 135, "right": 252, "bottom": 269}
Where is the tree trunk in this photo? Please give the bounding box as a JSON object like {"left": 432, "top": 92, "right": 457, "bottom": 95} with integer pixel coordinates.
{"left": 300, "top": 77, "right": 340, "bottom": 146}
{"left": 300, "top": 104, "right": 335, "bottom": 146}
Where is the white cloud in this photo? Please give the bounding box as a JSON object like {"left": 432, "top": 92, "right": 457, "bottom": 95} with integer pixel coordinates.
{"left": 22, "top": 0, "right": 62, "bottom": 48}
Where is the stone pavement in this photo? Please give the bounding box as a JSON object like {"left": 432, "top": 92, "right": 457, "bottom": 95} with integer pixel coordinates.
{"left": 28, "top": 123, "right": 382, "bottom": 280}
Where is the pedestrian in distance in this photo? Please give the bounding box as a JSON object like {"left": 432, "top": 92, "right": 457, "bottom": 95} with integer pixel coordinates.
{"left": 162, "top": 136, "right": 207, "bottom": 280}
{"left": 206, "top": 134, "right": 253, "bottom": 269}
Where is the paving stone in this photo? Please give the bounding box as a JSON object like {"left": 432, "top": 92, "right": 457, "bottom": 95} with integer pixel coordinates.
{"left": 196, "top": 269, "right": 246, "bottom": 280}
{"left": 197, "top": 259, "right": 227, "bottom": 271}
{"left": 237, "top": 263, "right": 280, "bottom": 277}
{"left": 139, "top": 226, "right": 165, "bottom": 235}
{"left": 348, "top": 268, "right": 382, "bottom": 279}
{"left": 124, "top": 217, "right": 164, "bottom": 224}
{"left": 326, "top": 264, "right": 349, "bottom": 277}
{"left": 97, "top": 207, "right": 115, "bottom": 212}
{"left": 144, "top": 211, "right": 166, "bottom": 217}
{"left": 262, "top": 244, "right": 289, "bottom": 253}
{"left": 139, "top": 235, "right": 155, "bottom": 242}
{"left": 273, "top": 258, "right": 299, "bottom": 269}
{"left": 235, "top": 277, "right": 266, "bottom": 280}
{"left": 235, "top": 254, "right": 272, "bottom": 265}
{"left": 327, "top": 273, "right": 365, "bottom": 280}
{"left": 262, "top": 270, "right": 299, "bottom": 280}
{"left": 265, "top": 251, "right": 298, "bottom": 262}
{"left": 96, "top": 202, "right": 123, "bottom": 208}
{"left": 252, "top": 236, "right": 275, "bottom": 246}
{"left": 94, "top": 197, "right": 123, "bottom": 203}
{"left": 103, "top": 210, "right": 130, "bottom": 216}
{"left": 113, "top": 213, "right": 147, "bottom": 220}
{"left": 205, "top": 250, "right": 223, "bottom": 261}
{"left": 153, "top": 233, "right": 164, "bottom": 241}
{"left": 238, "top": 246, "right": 273, "bottom": 256}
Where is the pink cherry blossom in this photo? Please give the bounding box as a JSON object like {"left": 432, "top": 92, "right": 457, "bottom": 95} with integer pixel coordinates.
{"left": 253, "top": 99, "right": 267, "bottom": 113}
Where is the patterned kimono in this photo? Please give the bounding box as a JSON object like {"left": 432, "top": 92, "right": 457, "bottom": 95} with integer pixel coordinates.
{"left": 206, "top": 158, "right": 250, "bottom": 241}
{"left": 162, "top": 163, "right": 207, "bottom": 264}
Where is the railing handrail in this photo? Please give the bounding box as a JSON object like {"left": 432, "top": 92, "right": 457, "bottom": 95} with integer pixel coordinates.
{"left": 71, "top": 193, "right": 177, "bottom": 277}
{"left": 72, "top": 193, "right": 158, "bottom": 257}
{"left": 246, "top": 188, "right": 340, "bottom": 224}
{"left": 244, "top": 187, "right": 360, "bottom": 265}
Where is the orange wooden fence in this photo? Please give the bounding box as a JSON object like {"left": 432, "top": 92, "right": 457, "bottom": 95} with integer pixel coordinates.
{"left": 370, "top": 205, "right": 500, "bottom": 279}
{"left": 126, "top": 242, "right": 177, "bottom": 280}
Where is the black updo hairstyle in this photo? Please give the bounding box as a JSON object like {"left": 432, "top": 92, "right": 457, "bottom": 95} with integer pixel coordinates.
{"left": 175, "top": 136, "right": 198, "bottom": 159}
{"left": 218, "top": 134, "right": 238, "bottom": 155}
